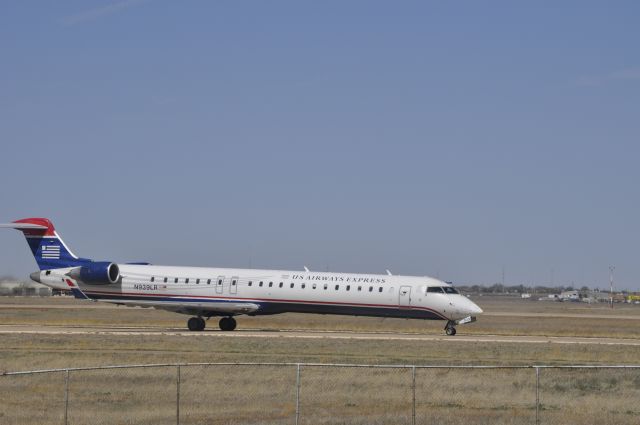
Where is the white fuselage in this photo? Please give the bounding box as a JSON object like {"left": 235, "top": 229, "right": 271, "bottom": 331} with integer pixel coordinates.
{"left": 37, "top": 265, "right": 483, "bottom": 322}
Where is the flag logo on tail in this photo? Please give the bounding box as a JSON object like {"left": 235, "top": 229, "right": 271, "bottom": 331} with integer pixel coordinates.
{"left": 42, "top": 245, "right": 61, "bottom": 259}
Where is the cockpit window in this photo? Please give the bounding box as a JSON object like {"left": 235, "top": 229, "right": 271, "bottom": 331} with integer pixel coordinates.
{"left": 426, "top": 286, "right": 460, "bottom": 294}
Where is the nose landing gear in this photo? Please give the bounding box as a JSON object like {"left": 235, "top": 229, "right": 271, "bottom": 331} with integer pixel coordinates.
{"left": 444, "top": 320, "right": 457, "bottom": 336}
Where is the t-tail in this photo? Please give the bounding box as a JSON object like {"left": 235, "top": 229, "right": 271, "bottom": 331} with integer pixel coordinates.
{"left": 0, "top": 218, "right": 89, "bottom": 270}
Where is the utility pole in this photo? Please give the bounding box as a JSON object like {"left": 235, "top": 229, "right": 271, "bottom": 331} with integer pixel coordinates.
{"left": 609, "top": 266, "right": 615, "bottom": 309}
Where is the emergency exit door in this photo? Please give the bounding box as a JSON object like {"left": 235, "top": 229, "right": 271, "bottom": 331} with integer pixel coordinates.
{"left": 399, "top": 286, "right": 411, "bottom": 307}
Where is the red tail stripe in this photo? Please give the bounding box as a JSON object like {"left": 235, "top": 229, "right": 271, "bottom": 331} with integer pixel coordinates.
{"left": 13, "top": 218, "right": 56, "bottom": 237}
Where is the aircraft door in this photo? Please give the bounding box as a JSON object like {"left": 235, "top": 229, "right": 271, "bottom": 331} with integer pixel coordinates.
{"left": 399, "top": 286, "right": 412, "bottom": 307}
{"left": 216, "top": 276, "right": 224, "bottom": 294}
{"left": 230, "top": 276, "right": 238, "bottom": 295}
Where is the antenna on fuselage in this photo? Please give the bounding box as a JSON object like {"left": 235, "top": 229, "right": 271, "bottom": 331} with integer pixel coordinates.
{"left": 386, "top": 269, "right": 392, "bottom": 276}
{"left": 304, "top": 266, "right": 310, "bottom": 272}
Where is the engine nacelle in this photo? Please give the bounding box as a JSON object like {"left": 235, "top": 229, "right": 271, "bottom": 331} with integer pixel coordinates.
{"left": 70, "top": 262, "right": 120, "bottom": 285}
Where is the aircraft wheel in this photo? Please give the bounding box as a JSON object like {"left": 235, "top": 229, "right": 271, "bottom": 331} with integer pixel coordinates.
{"left": 219, "top": 317, "right": 237, "bottom": 331}
{"left": 445, "top": 326, "right": 456, "bottom": 336}
{"left": 188, "top": 317, "right": 205, "bottom": 331}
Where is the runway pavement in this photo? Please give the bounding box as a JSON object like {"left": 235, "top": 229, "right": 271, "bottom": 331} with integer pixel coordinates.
{"left": 3, "top": 303, "right": 640, "bottom": 320}
{"left": 1, "top": 324, "right": 639, "bottom": 346}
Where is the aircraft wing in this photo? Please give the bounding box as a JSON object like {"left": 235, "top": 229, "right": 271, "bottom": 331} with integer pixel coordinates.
{"left": 155, "top": 302, "right": 261, "bottom": 316}
{"left": 100, "top": 298, "right": 261, "bottom": 316}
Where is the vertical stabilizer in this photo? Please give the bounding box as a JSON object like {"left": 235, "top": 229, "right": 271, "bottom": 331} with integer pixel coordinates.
{"left": 0, "top": 218, "right": 85, "bottom": 270}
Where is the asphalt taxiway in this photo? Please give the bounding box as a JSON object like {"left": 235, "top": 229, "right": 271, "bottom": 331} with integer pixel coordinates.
{"left": 1, "top": 324, "right": 639, "bottom": 346}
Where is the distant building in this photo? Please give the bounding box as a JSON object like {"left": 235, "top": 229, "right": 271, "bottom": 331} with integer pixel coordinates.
{"left": 581, "top": 290, "right": 613, "bottom": 304}
{"left": 0, "top": 280, "right": 51, "bottom": 296}
{"left": 560, "top": 291, "right": 580, "bottom": 301}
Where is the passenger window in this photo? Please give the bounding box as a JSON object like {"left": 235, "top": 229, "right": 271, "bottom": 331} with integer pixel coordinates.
{"left": 290, "top": 283, "right": 294, "bottom": 288}
{"left": 323, "top": 284, "right": 328, "bottom": 290}
{"left": 207, "top": 279, "right": 211, "bottom": 285}
{"left": 269, "top": 282, "right": 273, "bottom": 288}
{"left": 164, "top": 277, "right": 168, "bottom": 283}
{"left": 302, "top": 283, "right": 306, "bottom": 289}
{"left": 232, "top": 280, "right": 236, "bottom": 286}
{"left": 358, "top": 286, "right": 362, "bottom": 291}
{"left": 259, "top": 282, "right": 263, "bottom": 287}
{"left": 313, "top": 284, "right": 317, "bottom": 289}
{"left": 369, "top": 286, "right": 373, "bottom": 292}
{"left": 248, "top": 281, "right": 252, "bottom": 286}
{"left": 378, "top": 287, "right": 382, "bottom": 292}
{"left": 335, "top": 285, "right": 339, "bottom": 290}
{"left": 346, "top": 285, "right": 350, "bottom": 291}
{"left": 196, "top": 279, "right": 200, "bottom": 284}
{"left": 218, "top": 279, "right": 223, "bottom": 285}
{"left": 150, "top": 277, "right": 154, "bottom": 282}
{"left": 279, "top": 282, "right": 283, "bottom": 288}
{"left": 185, "top": 278, "right": 189, "bottom": 284}
{"left": 175, "top": 278, "right": 179, "bottom": 283}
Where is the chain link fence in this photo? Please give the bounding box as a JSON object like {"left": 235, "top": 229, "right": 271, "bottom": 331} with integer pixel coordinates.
{"left": 2, "top": 363, "right": 640, "bottom": 425}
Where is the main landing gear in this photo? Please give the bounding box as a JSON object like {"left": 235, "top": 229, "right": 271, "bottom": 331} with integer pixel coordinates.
{"left": 219, "top": 316, "right": 237, "bottom": 331}
{"left": 444, "top": 320, "right": 457, "bottom": 336}
{"left": 187, "top": 316, "right": 237, "bottom": 331}
{"left": 188, "top": 316, "right": 206, "bottom": 331}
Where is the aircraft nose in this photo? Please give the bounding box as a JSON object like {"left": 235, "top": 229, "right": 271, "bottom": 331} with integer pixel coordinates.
{"left": 464, "top": 298, "right": 483, "bottom": 315}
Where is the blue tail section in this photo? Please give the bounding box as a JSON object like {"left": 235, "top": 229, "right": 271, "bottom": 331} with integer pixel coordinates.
{"left": 7, "top": 218, "right": 90, "bottom": 270}
{"left": 25, "top": 235, "right": 86, "bottom": 270}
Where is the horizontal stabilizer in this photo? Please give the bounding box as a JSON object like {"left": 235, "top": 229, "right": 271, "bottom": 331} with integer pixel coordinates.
{"left": 0, "top": 223, "right": 48, "bottom": 230}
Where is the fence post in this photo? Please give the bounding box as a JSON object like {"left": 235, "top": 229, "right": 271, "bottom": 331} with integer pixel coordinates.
{"left": 411, "top": 366, "right": 416, "bottom": 425}
{"left": 535, "top": 367, "right": 540, "bottom": 425}
{"left": 295, "top": 363, "right": 301, "bottom": 425}
{"left": 176, "top": 365, "right": 181, "bottom": 425}
{"left": 64, "top": 369, "right": 69, "bottom": 425}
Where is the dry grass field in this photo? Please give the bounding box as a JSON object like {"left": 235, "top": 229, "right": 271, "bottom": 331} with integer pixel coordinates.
{"left": 3, "top": 364, "right": 640, "bottom": 424}
{"left": 2, "top": 295, "right": 640, "bottom": 424}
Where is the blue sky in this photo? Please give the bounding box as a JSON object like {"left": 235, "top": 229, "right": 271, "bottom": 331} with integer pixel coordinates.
{"left": 1, "top": 1, "right": 639, "bottom": 289}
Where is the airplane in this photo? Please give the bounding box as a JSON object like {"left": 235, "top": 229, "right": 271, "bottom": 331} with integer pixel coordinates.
{"left": 0, "top": 217, "right": 482, "bottom": 335}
